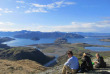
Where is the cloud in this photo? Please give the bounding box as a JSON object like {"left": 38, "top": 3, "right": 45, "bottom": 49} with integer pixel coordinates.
{"left": 64, "top": 2, "right": 76, "bottom": 5}
{"left": 1, "top": 20, "right": 110, "bottom": 32}
{"left": 28, "top": 20, "right": 110, "bottom": 32}
{"left": 0, "top": 8, "right": 3, "bottom": 11}
{"left": 32, "top": 1, "right": 76, "bottom": 9}
{"left": 0, "top": 14, "right": 2, "bottom": 16}
{"left": 0, "top": 22, "right": 14, "bottom": 26}
{"left": 4, "top": 9, "right": 13, "bottom": 13}
{"left": 0, "top": 8, "right": 13, "bottom": 14}
{"left": 16, "top": 1, "right": 25, "bottom": 4}
{"left": 25, "top": 1, "right": 76, "bottom": 13}
{"left": 25, "top": 8, "right": 47, "bottom": 13}
{"left": 16, "top": 6, "right": 20, "bottom": 9}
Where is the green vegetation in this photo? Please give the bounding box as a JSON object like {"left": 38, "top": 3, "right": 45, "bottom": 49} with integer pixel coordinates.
{"left": 0, "top": 47, "right": 54, "bottom": 65}
{"left": 35, "top": 43, "right": 110, "bottom": 66}
{"left": 54, "top": 38, "right": 68, "bottom": 44}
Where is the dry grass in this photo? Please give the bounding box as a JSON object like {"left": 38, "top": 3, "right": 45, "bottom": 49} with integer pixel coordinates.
{"left": 0, "top": 59, "right": 47, "bottom": 74}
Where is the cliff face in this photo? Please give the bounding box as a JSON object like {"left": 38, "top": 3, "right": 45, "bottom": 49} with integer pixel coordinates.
{"left": 0, "top": 47, "right": 53, "bottom": 65}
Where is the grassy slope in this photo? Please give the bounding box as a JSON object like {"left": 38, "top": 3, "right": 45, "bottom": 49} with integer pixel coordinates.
{"left": 0, "top": 59, "right": 47, "bottom": 74}
{"left": 0, "top": 47, "right": 54, "bottom": 65}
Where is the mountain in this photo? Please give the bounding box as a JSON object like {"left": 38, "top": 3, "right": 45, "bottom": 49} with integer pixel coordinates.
{"left": 71, "top": 32, "right": 110, "bottom": 37}
{"left": 14, "top": 31, "right": 84, "bottom": 39}
{"left": 1, "top": 30, "right": 110, "bottom": 38}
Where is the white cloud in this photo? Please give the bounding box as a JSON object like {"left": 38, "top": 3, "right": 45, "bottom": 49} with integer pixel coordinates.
{"left": 16, "top": 1, "right": 25, "bottom": 4}
{"left": 32, "top": 4, "right": 47, "bottom": 8}
{"left": 16, "top": 6, "right": 20, "bottom": 9}
{"left": 28, "top": 20, "right": 110, "bottom": 32}
{"left": 1, "top": 20, "right": 110, "bottom": 32}
{"left": 25, "top": 1, "right": 76, "bottom": 13}
{"left": 4, "top": 9, "right": 13, "bottom": 13}
{"left": 32, "top": 1, "right": 75, "bottom": 9}
{"left": 0, "top": 8, "right": 13, "bottom": 13}
{"left": 0, "top": 22, "right": 14, "bottom": 26}
{"left": 64, "top": 2, "right": 76, "bottom": 5}
{"left": 0, "top": 14, "right": 2, "bottom": 16}
{"left": 25, "top": 8, "right": 47, "bottom": 13}
{"left": 0, "top": 8, "right": 3, "bottom": 11}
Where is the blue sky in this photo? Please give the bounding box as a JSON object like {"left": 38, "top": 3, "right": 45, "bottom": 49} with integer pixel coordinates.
{"left": 0, "top": 0, "right": 110, "bottom": 33}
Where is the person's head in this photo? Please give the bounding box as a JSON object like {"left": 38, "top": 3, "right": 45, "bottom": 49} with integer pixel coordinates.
{"left": 67, "top": 50, "right": 73, "bottom": 58}
{"left": 83, "top": 53, "right": 87, "bottom": 57}
{"left": 96, "top": 53, "right": 100, "bottom": 59}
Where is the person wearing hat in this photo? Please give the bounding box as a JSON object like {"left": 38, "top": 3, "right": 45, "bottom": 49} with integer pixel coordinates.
{"left": 62, "top": 50, "right": 79, "bottom": 74}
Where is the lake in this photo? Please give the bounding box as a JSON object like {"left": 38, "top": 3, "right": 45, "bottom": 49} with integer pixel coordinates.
{"left": 85, "top": 47, "right": 110, "bottom": 51}
{"left": 2, "top": 37, "right": 110, "bottom": 51}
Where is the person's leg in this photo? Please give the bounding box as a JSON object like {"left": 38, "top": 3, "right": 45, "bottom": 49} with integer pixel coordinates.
{"left": 95, "top": 63, "right": 100, "bottom": 68}
{"left": 71, "top": 69, "right": 77, "bottom": 74}
{"left": 62, "top": 65, "right": 72, "bottom": 74}
{"left": 80, "top": 63, "right": 86, "bottom": 72}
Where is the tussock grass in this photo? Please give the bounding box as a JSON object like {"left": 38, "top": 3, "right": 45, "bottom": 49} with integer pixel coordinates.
{"left": 0, "top": 59, "right": 47, "bottom": 74}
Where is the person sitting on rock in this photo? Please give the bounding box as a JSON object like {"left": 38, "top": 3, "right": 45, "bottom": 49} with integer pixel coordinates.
{"left": 94, "top": 53, "right": 106, "bottom": 68}
{"left": 80, "top": 53, "right": 93, "bottom": 72}
{"left": 62, "top": 50, "right": 79, "bottom": 74}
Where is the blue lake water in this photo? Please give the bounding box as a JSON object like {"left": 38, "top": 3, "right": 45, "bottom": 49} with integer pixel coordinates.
{"left": 2, "top": 38, "right": 56, "bottom": 47}
{"left": 2, "top": 37, "right": 110, "bottom": 51}
{"left": 85, "top": 47, "right": 110, "bottom": 51}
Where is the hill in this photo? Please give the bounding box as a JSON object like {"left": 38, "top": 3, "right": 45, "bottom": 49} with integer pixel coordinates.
{"left": 0, "top": 59, "right": 47, "bottom": 74}
{"left": 54, "top": 38, "right": 68, "bottom": 44}
{"left": 0, "top": 47, "right": 54, "bottom": 65}
{"left": 0, "top": 37, "right": 15, "bottom": 43}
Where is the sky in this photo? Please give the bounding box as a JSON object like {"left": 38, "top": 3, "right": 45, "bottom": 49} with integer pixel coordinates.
{"left": 0, "top": 0, "right": 110, "bottom": 33}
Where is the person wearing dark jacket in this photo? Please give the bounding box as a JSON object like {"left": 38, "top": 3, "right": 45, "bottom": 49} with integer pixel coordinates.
{"left": 94, "top": 53, "right": 106, "bottom": 68}
{"left": 80, "top": 53, "right": 93, "bottom": 72}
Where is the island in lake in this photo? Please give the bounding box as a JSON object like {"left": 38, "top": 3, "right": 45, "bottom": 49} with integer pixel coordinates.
{"left": 100, "top": 38, "right": 110, "bottom": 42}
